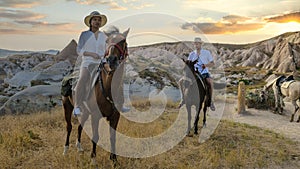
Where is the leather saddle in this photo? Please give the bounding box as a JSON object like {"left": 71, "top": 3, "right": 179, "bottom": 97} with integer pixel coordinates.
{"left": 275, "top": 75, "right": 294, "bottom": 94}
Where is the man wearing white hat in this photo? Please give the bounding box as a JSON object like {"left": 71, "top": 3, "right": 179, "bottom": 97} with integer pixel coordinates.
{"left": 187, "top": 37, "right": 216, "bottom": 111}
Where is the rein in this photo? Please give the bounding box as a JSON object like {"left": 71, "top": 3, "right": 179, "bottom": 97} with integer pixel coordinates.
{"left": 97, "top": 62, "right": 114, "bottom": 104}
{"left": 105, "top": 42, "right": 127, "bottom": 60}
{"left": 96, "top": 38, "right": 128, "bottom": 112}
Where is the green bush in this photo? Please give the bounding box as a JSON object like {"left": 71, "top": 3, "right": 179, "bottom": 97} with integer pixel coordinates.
{"left": 246, "top": 90, "right": 275, "bottom": 109}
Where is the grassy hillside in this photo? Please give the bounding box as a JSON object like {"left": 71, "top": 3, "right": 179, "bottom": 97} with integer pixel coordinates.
{"left": 0, "top": 106, "right": 299, "bottom": 169}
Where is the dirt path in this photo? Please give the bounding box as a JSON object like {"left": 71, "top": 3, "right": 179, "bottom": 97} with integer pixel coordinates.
{"left": 221, "top": 96, "right": 300, "bottom": 142}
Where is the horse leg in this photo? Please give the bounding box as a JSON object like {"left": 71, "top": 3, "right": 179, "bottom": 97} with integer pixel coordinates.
{"left": 63, "top": 97, "right": 73, "bottom": 155}
{"left": 76, "top": 111, "right": 89, "bottom": 152}
{"left": 279, "top": 94, "right": 284, "bottom": 114}
{"left": 109, "top": 111, "right": 120, "bottom": 167}
{"left": 178, "top": 79, "right": 185, "bottom": 108}
{"left": 90, "top": 114, "right": 101, "bottom": 165}
{"left": 298, "top": 99, "right": 300, "bottom": 123}
{"left": 290, "top": 100, "right": 299, "bottom": 122}
{"left": 296, "top": 109, "right": 300, "bottom": 123}
{"left": 186, "top": 104, "right": 192, "bottom": 136}
{"left": 273, "top": 86, "right": 279, "bottom": 114}
{"left": 194, "top": 104, "right": 202, "bottom": 135}
{"left": 203, "top": 99, "right": 209, "bottom": 128}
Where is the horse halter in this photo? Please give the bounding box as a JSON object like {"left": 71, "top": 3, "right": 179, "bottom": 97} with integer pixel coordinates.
{"left": 107, "top": 41, "right": 128, "bottom": 61}
{"left": 100, "top": 41, "right": 127, "bottom": 76}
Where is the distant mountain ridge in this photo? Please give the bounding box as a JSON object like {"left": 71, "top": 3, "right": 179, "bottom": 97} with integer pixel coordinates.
{"left": 0, "top": 48, "right": 59, "bottom": 58}
{"left": 129, "top": 31, "right": 300, "bottom": 73}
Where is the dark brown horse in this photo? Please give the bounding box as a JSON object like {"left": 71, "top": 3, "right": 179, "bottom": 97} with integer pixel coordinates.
{"left": 179, "top": 59, "right": 209, "bottom": 135}
{"left": 62, "top": 26, "right": 130, "bottom": 166}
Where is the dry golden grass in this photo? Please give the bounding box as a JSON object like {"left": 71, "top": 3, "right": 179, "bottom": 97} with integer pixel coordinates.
{"left": 0, "top": 105, "right": 299, "bottom": 169}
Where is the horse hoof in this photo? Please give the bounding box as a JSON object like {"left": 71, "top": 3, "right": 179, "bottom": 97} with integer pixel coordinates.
{"left": 110, "top": 154, "right": 120, "bottom": 168}
{"left": 63, "top": 145, "right": 69, "bottom": 155}
{"left": 91, "top": 157, "right": 97, "bottom": 166}
{"left": 76, "top": 141, "right": 84, "bottom": 152}
{"left": 186, "top": 131, "right": 193, "bottom": 137}
{"left": 113, "top": 160, "right": 120, "bottom": 169}
{"left": 203, "top": 123, "right": 207, "bottom": 128}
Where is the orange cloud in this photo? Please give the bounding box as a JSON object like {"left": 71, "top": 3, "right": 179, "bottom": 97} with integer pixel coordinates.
{"left": 181, "top": 22, "right": 264, "bottom": 34}
{"left": 0, "top": 9, "right": 45, "bottom": 20}
{"left": 0, "top": 28, "right": 35, "bottom": 34}
{"left": 181, "top": 14, "right": 264, "bottom": 34}
{"left": 15, "top": 20, "right": 73, "bottom": 27}
{"left": 67, "top": 0, "right": 127, "bottom": 10}
{"left": 131, "top": 3, "right": 154, "bottom": 10}
{"left": 0, "top": 20, "right": 77, "bottom": 35}
{"left": 265, "top": 12, "right": 300, "bottom": 23}
{"left": 0, "top": 0, "right": 42, "bottom": 8}
{"left": 222, "top": 15, "right": 251, "bottom": 24}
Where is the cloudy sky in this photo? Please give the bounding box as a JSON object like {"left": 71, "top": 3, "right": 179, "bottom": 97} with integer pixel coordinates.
{"left": 0, "top": 0, "right": 300, "bottom": 50}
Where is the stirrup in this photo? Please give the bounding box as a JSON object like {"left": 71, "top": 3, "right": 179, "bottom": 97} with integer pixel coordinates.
{"left": 210, "top": 102, "right": 216, "bottom": 111}
{"left": 121, "top": 106, "right": 130, "bottom": 113}
{"left": 73, "top": 107, "right": 81, "bottom": 117}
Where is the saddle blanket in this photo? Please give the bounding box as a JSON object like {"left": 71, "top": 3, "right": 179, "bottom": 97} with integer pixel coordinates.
{"left": 61, "top": 66, "right": 99, "bottom": 97}
{"left": 281, "top": 80, "right": 295, "bottom": 89}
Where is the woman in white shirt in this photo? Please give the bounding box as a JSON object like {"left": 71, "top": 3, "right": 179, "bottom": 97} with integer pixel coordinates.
{"left": 73, "top": 11, "right": 108, "bottom": 116}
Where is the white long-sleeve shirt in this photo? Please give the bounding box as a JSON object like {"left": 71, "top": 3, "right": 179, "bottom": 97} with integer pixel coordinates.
{"left": 77, "top": 30, "right": 107, "bottom": 68}
{"left": 187, "top": 49, "right": 213, "bottom": 74}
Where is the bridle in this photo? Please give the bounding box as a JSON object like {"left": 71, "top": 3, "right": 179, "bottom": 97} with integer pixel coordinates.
{"left": 97, "top": 35, "right": 128, "bottom": 107}
{"left": 106, "top": 41, "right": 128, "bottom": 61}
{"left": 100, "top": 39, "right": 127, "bottom": 75}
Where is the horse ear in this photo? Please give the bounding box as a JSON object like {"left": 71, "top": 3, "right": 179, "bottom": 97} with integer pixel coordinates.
{"left": 123, "top": 28, "right": 130, "bottom": 38}
{"left": 103, "top": 31, "right": 110, "bottom": 38}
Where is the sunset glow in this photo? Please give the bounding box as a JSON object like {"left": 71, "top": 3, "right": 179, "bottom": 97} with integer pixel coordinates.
{"left": 277, "top": 21, "right": 300, "bottom": 34}
{"left": 0, "top": 0, "right": 299, "bottom": 50}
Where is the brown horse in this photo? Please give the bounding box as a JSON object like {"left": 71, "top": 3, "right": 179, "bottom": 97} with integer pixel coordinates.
{"left": 62, "top": 26, "right": 130, "bottom": 166}
{"left": 179, "top": 59, "right": 209, "bottom": 135}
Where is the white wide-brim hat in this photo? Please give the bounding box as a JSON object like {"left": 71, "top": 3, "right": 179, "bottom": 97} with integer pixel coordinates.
{"left": 84, "top": 11, "right": 107, "bottom": 27}
{"left": 194, "top": 37, "right": 204, "bottom": 43}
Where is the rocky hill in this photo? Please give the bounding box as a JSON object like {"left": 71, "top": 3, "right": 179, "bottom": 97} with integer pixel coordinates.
{"left": 129, "top": 31, "right": 300, "bottom": 73}
{"left": 0, "top": 43, "right": 76, "bottom": 115}
{"left": 0, "top": 48, "right": 59, "bottom": 58}
{"left": 0, "top": 31, "right": 299, "bottom": 115}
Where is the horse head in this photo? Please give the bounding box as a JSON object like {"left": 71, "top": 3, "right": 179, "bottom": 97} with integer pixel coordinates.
{"left": 182, "top": 58, "right": 198, "bottom": 79}
{"left": 103, "top": 26, "right": 130, "bottom": 73}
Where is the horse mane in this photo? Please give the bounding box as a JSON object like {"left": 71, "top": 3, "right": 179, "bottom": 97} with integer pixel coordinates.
{"left": 103, "top": 25, "right": 120, "bottom": 37}
{"left": 264, "top": 76, "right": 282, "bottom": 90}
